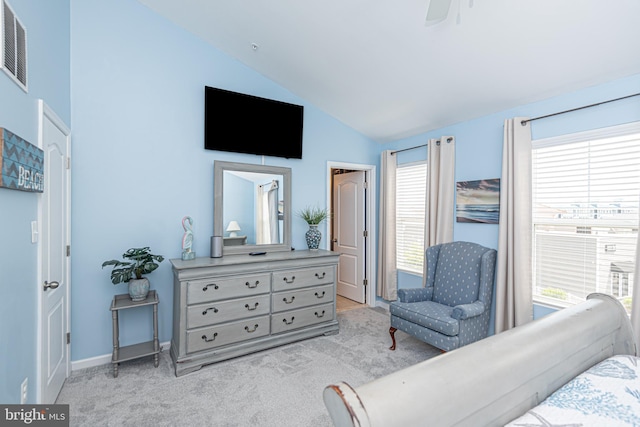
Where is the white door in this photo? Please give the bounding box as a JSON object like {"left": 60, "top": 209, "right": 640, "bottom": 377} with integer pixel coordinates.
{"left": 38, "top": 101, "right": 71, "bottom": 403}
{"left": 332, "top": 171, "right": 366, "bottom": 303}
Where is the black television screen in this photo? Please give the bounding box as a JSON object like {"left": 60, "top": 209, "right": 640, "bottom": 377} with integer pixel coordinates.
{"left": 204, "top": 86, "right": 304, "bottom": 159}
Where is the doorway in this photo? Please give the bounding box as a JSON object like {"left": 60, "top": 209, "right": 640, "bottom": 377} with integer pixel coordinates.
{"left": 327, "top": 162, "right": 376, "bottom": 307}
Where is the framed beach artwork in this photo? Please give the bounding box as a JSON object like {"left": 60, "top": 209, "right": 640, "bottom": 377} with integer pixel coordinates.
{"left": 456, "top": 178, "right": 500, "bottom": 224}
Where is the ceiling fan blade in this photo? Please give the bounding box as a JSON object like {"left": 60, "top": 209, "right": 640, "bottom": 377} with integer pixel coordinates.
{"left": 425, "top": 0, "right": 452, "bottom": 26}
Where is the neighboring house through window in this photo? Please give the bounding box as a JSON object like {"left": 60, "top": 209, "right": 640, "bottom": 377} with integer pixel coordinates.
{"left": 396, "top": 161, "right": 427, "bottom": 274}
{"left": 531, "top": 122, "right": 640, "bottom": 314}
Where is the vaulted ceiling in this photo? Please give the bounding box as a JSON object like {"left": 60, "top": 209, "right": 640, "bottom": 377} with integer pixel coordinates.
{"left": 137, "top": 0, "right": 640, "bottom": 143}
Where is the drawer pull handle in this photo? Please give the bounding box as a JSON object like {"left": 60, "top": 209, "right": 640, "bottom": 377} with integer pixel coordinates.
{"left": 202, "top": 307, "right": 219, "bottom": 315}
{"left": 245, "top": 302, "right": 259, "bottom": 311}
{"left": 283, "top": 317, "right": 295, "bottom": 325}
{"left": 245, "top": 324, "right": 259, "bottom": 333}
{"left": 315, "top": 291, "right": 326, "bottom": 299}
{"left": 315, "top": 272, "right": 326, "bottom": 279}
{"left": 283, "top": 296, "right": 295, "bottom": 304}
{"left": 283, "top": 276, "right": 296, "bottom": 284}
{"left": 315, "top": 310, "right": 326, "bottom": 318}
{"left": 245, "top": 281, "right": 260, "bottom": 289}
{"left": 201, "top": 332, "right": 218, "bottom": 342}
{"left": 202, "top": 283, "right": 219, "bottom": 291}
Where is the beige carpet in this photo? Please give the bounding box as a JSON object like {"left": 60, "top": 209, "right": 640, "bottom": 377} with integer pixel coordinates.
{"left": 57, "top": 307, "right": 440, "bottom": 426}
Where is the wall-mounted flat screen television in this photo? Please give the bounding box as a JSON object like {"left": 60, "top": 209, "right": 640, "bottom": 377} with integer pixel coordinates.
{"left": 204, "top": 86, "right": 304, "bottom": 159}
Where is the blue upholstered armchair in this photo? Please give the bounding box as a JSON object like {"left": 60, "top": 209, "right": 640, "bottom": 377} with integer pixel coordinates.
{"left": 389, "top": 241, "right": 497, "bottom": 352}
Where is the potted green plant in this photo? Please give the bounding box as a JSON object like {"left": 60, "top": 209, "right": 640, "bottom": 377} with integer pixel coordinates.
{"left": 102, "top": 247, "right": 164, "bottom": 301}
{"left": 297, "top": 206, "right": 329, "bottom": 250}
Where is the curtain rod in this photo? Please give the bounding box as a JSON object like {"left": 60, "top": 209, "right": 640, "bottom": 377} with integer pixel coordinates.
{"left": 521, "top": 92, "right": 640, "bottom": 126}
{"left": 391, "top": 143, "right": 426, "bottom": 155}
{"left": 390, "top": 137, "right": 453, "bottom": 155}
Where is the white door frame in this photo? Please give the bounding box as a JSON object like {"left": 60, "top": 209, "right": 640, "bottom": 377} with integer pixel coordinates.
{"left": 36, "top": 99, "right": 71, "bottom": 403}
{"left": 326, "top": 161, "right": 376, "bottom": 307}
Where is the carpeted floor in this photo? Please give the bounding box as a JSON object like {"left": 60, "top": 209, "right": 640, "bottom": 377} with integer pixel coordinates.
{"left": 56, "top": 307, "right": 440, "bottom": 426}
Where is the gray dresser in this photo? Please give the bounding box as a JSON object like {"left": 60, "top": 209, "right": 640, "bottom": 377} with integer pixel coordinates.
{"left": 170, "top": 250, "right": 340, "bottom": 376}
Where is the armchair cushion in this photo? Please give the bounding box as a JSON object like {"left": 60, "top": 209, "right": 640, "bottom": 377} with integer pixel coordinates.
{"left": 452, "top": 301, "right": 486, "bottom": 320}
{"left": 397, "top": 287, "right": 433, "bottom": 303}
{"left": 432, "top": 242, "right": 487, "bottom": 306}
{"left": 390, "top": 301, "right": 458, "bottom": 337}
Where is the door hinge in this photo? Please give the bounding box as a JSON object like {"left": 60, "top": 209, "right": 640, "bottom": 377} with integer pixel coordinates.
{"left": 66, "top": 245, "right": 71, "bottom": 257}
{"left": 363, "top": 279, "right": 368, "bottom": 286}
{"left": 66, "top": 332, "right": 71, "bottom": 345}
{"left": 363, "top": 230, "right": 368, "bottom": 237}
{"left": 66, "top": 157, "right": 71, "bottom": 170}
{"left": 363, "top": 181, "right": 368, "bottom": 189}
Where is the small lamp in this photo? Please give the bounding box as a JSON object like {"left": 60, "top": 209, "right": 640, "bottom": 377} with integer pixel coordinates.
{"left": 226, "top": 221, "right": 241, "bottom": 237}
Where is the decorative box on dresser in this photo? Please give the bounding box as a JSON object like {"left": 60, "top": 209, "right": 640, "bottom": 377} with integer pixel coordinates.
{"left": 170, "top": 249, "right": 340, "bottom": 376}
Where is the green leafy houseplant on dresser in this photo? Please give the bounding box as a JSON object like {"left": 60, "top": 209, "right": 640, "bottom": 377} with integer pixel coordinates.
{"left": 102, "top": 247, "right": 164, "bottom": 301}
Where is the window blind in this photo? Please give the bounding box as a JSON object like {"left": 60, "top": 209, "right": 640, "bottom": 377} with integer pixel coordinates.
{"left": 396, "top": 162, "right": 427, "bottom": 274}
{"left": 532, "top": 126, "right": 640, "bottom": 312}
{"left": 1, "top": 0, "right": 27, "bottom": 90}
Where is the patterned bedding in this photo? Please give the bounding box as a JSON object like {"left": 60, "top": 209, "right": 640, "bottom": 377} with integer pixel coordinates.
{"left": 506, "top": 355, "right": 640, "bottom": 427}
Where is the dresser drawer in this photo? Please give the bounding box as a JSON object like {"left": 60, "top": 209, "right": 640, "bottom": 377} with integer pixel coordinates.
{"left": 187, "top": 315, "right": 270, "bottom": 353}
{"left": 188, "top": 294, "right": 271, "bottom": 329}
{"left": 186, "top": 273, "right": 270, "bottom": 304}
{"left": 272, "top": 266, "right": 334, "bottom": 291}
{"left": 271, "top": 303, "right": 334, "bottom": 334}
{"left": 272, "top": 284, "right": 334, "bottom": 313}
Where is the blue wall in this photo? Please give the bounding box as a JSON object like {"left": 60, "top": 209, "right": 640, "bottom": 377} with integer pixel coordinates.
{"left": 69, "top": 0, "right": 378, "bottom": 361}
{"left": 0, "top": 0, "right": 70, "bottom": 403}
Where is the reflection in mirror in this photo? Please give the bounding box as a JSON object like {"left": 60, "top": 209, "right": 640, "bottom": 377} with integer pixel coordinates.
{"left": 214, "top": 161, "right": 292, "bottom": 255}
{"left": 222, "top": 170, "right": 284, "bottom": 246}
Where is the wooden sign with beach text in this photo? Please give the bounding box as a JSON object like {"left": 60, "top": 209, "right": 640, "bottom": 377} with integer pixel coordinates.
{"left": 0, "top": 128, "right": 44, "bottom": 192}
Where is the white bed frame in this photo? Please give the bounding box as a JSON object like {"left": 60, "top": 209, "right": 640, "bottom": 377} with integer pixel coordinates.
{"left": 324, "top": 294, "right": 637, "bottom": 427}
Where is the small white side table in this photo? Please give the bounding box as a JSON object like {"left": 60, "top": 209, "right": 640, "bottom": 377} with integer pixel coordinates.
{"left": 110, "top": 290, "right": 160, "bottom": 378}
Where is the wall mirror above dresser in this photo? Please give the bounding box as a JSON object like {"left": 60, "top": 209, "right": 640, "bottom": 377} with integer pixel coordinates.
{"left": 214, "top": 161, "right": 292, "bottom": 255}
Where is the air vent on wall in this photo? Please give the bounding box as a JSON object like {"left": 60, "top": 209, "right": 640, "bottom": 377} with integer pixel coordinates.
{"left": 1, "top": 0, "right": 27, "bottom": 91}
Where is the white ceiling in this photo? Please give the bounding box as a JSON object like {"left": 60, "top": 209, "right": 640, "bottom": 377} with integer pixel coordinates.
{"left": 137, "top": 0, "right": 640, "bottom": 143}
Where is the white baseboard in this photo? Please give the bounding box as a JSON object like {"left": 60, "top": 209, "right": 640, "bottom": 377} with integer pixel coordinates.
{"left": 71, "top": 340, "right": 171, "bottom": 371}
{"left": 375, "top": 300, "right": 390, "bottom": 311}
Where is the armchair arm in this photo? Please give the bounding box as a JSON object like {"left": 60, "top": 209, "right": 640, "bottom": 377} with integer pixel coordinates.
{"left": 452, "top": 301, "right": 486, "bottom": 320}
{"left": 397, "top": 287, "right": 433, "bottom": 303}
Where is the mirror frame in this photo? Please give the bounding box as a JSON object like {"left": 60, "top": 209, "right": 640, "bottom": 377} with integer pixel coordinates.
{"left": 214, "top": 160, "right": 292, "bottom": 255}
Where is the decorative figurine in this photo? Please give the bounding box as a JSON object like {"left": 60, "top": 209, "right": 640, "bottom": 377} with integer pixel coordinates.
{"left": 181, "top": 216, "right": 196, "bottom": 260}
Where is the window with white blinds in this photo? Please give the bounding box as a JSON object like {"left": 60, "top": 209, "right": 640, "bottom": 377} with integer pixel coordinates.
{"left": 396, "top": 161, "right": 427, "bottom": 274}
{"left": 531, "top": 123, "right": 640, "bottom": 314}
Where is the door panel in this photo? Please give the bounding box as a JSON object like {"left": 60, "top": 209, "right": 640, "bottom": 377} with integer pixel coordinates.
{"left": 39, "top": 102, "right": 70, "bottom": 403}
{"left": 333, "top": 171, "right": 366, "bottom": 303}
{"left": 47, "top": 299, "right": 64, "bottom": 380}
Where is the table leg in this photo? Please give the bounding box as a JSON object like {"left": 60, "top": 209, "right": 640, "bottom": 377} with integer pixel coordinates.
{"left": 112, "top": 308, "right": 119, "bottom": 378}
{"left": 153, "top": 302, "right": 159, "bottom": 368}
